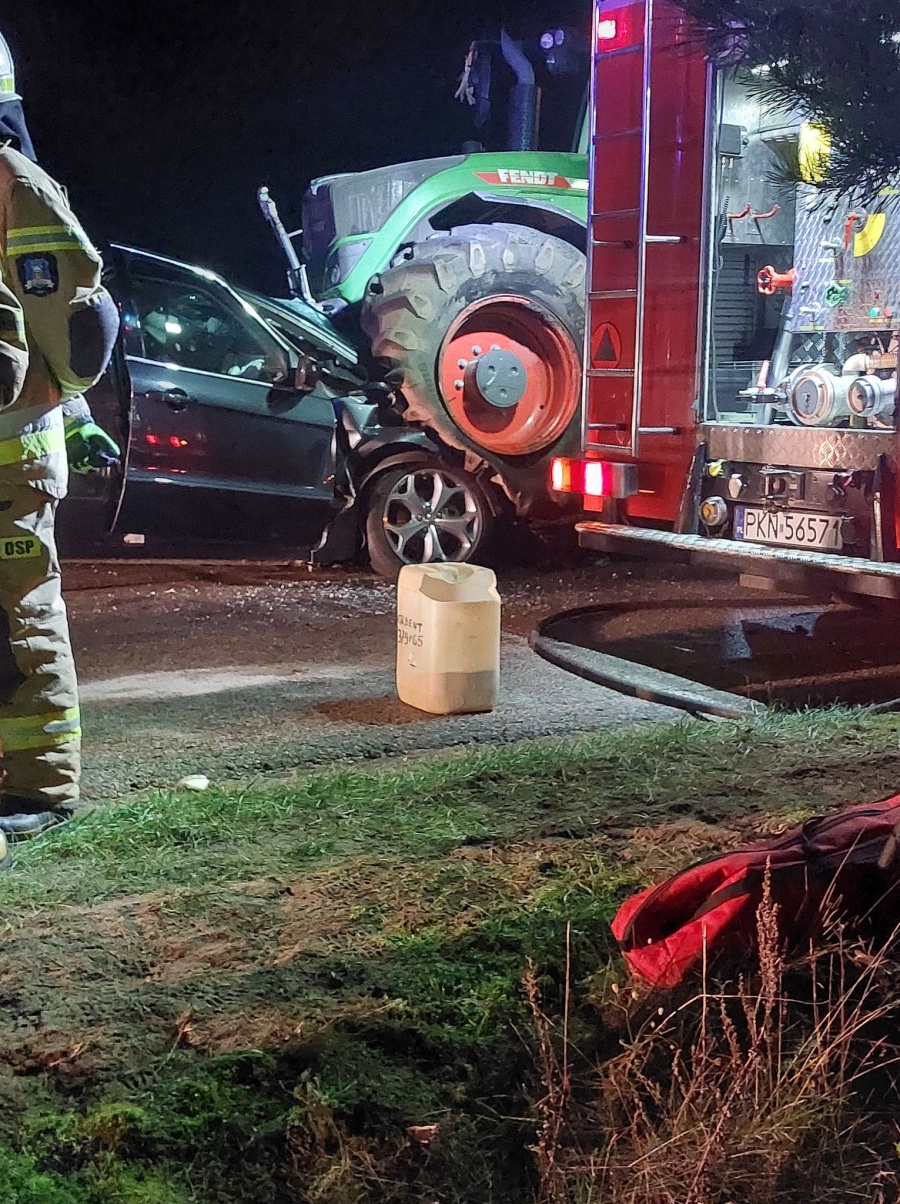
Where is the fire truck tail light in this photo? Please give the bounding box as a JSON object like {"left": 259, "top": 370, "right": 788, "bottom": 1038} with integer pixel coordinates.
{"left": 596, "top": 8, "right": 638, "bottom": 51}
{"left": 551, "top": 457, "right": 573, "bottom": 492}
{"left": 584, "top": 461, "right": 607, "bottom": 497}
{"left": 551, "top": 457, "right": 586, "bottom": 494}
{"left": 551, "top": 458, "right": 639, "bottom": 499}
{"left": 597, "top": 18, "right": 618, "bottom": 41}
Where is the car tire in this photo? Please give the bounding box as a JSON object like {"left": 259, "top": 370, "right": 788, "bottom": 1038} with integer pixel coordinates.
{"left": 364, "top": 457, "right": 497, "bottom": 581}
{"left": 362, "top": 223, "right": 585, "bottom": 460}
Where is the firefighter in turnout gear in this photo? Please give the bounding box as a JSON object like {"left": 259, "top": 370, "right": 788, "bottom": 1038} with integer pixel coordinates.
{"left": 0, "top": 32, "right": 119, "bottom": 852}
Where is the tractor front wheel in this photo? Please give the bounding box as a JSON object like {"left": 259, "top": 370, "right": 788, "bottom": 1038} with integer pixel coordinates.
{"left": 362, "top": 224, "right": 585, "bottom": 460}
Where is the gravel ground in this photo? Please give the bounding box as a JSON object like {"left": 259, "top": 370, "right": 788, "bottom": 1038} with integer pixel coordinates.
{"left": 63, "top": 552, "right": 699, "bottom": 799}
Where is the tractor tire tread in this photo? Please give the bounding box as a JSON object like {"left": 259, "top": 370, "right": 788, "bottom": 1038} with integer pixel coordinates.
{"left": 362, "top": 224, "right": 585, "bottom": 454}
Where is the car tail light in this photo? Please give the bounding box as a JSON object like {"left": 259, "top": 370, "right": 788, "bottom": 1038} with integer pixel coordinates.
{"left": 551, "top": 457, "right": 639, "bottom": 498}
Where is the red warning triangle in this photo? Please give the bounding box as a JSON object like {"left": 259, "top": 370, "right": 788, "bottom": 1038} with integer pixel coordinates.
{"left": 593, "top": 323, "right": 621, "bottom": 368}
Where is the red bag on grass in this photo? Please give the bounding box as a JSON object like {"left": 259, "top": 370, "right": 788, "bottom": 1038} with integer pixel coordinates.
{"left": 612, "top": 794, "right": 900, "bottom": 988}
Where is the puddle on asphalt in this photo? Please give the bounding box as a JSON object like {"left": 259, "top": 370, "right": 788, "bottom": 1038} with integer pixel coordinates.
{"left": 545, "top": 597, "right": 900, "bottom": 708}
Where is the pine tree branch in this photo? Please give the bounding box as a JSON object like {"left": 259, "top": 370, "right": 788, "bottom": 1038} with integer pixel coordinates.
{"left": 667, "top": 0, "right": 900, "bottom": 197}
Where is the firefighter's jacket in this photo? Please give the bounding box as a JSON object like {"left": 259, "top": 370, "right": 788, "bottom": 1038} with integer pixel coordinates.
{"left": 0, "top": 144, "right": 118, "bottom": 495}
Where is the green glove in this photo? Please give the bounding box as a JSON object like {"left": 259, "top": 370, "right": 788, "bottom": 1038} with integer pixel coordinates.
{"left": 65, "top": 422, "right": 121, "bottom": 475}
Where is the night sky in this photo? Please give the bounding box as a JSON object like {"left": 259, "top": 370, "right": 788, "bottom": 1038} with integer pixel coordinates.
{"left": 8, "top": 1, "right": 586, "bottom": 295}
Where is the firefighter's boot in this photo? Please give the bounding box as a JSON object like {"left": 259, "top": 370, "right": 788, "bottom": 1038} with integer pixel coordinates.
{"left": 0, "top": 798, "right": 73, "bottom": 842}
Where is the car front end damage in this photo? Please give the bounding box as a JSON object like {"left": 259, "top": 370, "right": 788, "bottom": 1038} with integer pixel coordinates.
{"left": 251, "top": 289, "right": 575, "bottom": 569}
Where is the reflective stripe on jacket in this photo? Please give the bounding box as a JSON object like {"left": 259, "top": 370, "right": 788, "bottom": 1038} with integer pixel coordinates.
{"left": 0, "top": 401, "right": 64, "bottom": 466}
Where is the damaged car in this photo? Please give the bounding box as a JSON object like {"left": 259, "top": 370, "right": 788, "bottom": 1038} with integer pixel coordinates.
{"left": 60, "top": 245, "right": 509, "bottom": 577}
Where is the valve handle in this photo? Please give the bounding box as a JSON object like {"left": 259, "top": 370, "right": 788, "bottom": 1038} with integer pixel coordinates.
{"left": 757, "top": 266, "right": 796, "bottom": 296}
{"left": 844, "top": 212, "right": 862, "bottom": 250}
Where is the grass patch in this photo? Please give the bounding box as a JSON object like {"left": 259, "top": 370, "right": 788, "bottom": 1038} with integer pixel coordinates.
{"left": 0, "top": 710, "right": 897, "bottom": 1200}
{"left": 4, "top": 708, "right": 898, "bottom": 908}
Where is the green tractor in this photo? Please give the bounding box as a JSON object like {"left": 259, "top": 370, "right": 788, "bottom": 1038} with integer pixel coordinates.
{"left": 261, "top": 18, "right": 590, "bottom": 566}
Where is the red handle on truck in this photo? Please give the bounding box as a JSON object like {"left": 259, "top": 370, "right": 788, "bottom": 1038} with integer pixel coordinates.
{"left": 757, "top": 266, "right": 796, "bottom": 296}
{"left": 727, "top": 203, "right": 752, "bottom": 221}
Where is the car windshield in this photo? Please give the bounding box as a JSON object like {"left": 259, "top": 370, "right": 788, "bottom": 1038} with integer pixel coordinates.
{"left": 238, "top": 292, "right": 360, "bottom": 366}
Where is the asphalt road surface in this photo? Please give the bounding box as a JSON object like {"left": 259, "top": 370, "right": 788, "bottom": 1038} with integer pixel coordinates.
{"left": 63, "top": 551, "right": 700, "bottom": 800}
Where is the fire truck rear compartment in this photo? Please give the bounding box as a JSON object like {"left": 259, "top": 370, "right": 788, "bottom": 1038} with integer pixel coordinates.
{"left": 691, "top": 72, "right": 899, "bottom": 571}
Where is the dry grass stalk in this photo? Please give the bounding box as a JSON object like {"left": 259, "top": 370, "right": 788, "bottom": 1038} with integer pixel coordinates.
{"left": 530, "top": 882, "right": 900, "bottom": 1204}
{"left": 527, "top": 922, "right": 574, "bottom": 1204}
{"left": 287, "top": 1078, "right": 410, "bottom": 1203}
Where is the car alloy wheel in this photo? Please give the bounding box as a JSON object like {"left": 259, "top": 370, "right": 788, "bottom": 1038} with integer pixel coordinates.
{"left": 382, "top": 466, "right": 482, "bottom": 565}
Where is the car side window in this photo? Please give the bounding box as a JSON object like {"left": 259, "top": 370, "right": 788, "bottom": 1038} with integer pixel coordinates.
{"left": 130, "top": 268, "right": 289, "bottom": 384}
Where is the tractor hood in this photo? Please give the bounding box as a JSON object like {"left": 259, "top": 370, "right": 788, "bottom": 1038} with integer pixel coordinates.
{"left": 303, "top": 156, "right": 465, "bottom": 294}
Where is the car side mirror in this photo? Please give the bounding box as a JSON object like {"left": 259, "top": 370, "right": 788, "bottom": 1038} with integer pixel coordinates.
{"left": 294, "top": 354, "right": 318, "bottom": 393}
{"left": 267, "top": 353, "right": 319, "bottom": 411}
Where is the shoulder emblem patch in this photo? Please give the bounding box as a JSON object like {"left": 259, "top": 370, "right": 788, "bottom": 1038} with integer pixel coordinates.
{"left": 17, "top": 254, "right": 59, "bottom": 297}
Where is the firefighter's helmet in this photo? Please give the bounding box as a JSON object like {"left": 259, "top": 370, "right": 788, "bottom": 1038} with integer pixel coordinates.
{"left": 0, "top": 33, "right": 20, "bottom": 103}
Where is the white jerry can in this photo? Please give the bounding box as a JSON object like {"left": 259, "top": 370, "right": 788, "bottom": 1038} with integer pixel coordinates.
{"left": 396, "top": 563, "right": 501, "bottom": 715}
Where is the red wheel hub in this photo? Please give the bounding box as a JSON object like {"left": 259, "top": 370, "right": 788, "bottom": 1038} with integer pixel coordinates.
{"left": 438, "top": 295, "right": 580, "bottom": 457}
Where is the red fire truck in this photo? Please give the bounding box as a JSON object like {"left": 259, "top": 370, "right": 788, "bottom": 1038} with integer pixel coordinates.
{"left": 552, "top": 0, "right": 900, "bottom": 599}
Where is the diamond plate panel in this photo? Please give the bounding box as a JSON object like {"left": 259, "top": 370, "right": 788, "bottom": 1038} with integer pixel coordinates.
{"left": 791, "top": 190, "right": 900, "bottom": 336}
{"left": 704, "top": 423, "right": 895, "bottom": 470}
